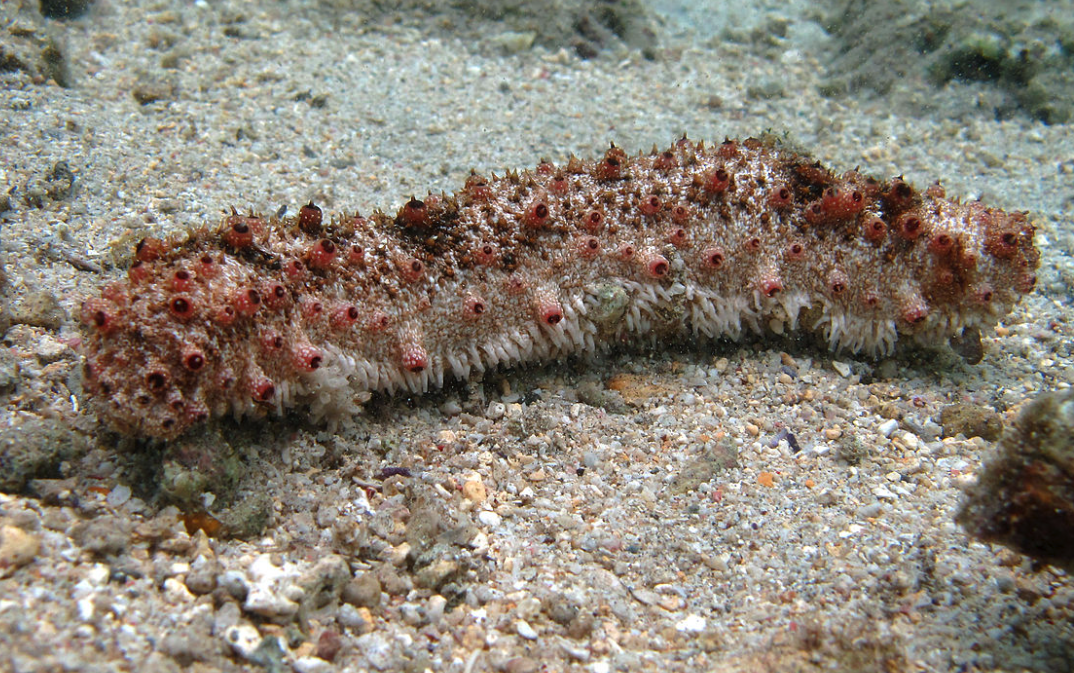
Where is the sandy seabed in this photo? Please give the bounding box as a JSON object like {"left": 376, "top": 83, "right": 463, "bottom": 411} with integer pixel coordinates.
{"left": 1, "top": 0, "right": 1073, "bottom": 671}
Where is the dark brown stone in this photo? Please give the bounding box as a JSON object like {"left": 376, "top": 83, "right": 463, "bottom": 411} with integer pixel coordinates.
{"left": 958, "top": 390, "right": 1074, "bottom": 571}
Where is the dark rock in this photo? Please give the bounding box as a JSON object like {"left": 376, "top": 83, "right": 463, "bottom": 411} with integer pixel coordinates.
{"left": 949, "top": 326, "right": 985, "bottom": 364}
{"left": 184, "top": 555, "right": 221, "bottom": 595}
{"left": 667, "top": 441, "right": 738, "bottom": 495}
{"left": 43, "top": 161, "right": 75, "bottom": 200}
{"left": 543, "top": 593, "right": 579, "bottom": 626}
{"left": 159, "top": 630, "right": 203, "bottom": 667}
{"left": 131, "top": 74, "right": 178, "bottom": 105}
{"left": 0, "top": 4, "right": 74, "bottom": 86}
{"left": 315, "top": 629, "right": 342, "bottom": 662}
{"left": 958, "top": 389, "right": 1074, "bottom": 572}
{"left": 0, "top": 303, "right": 10, "bottom": 340}
{"left": 835, "top": 434, "right": 871, "bottom": 466}
{"left": 249, "top": 635, "right": 287, "bottom": 673}
{"left": 0, "top": 417, "right": 89, "bottom": 492}
{"left": 342, "top": 572, "right": 382, "bottom": 608}
{"left": 298, "top": 555, "right": 350, "bottom": 611}
{"left": 71, "top": 515, "right": 131, "bottom": 557}
{"left": 940, "top": 403, "right": 1004, "bottom": 441}
{"left": 11, "top": 290, "right": 65, "bottom": 330}
{"left": 216, "top": 493, "right": 272, "bottom": 540}
{"left": 414, "top": 559, "right": 459, "bottom": 590}
{"left": 375, "top": 563, "right": 412, "bottom": 597}
{"left": 21, "top": 161, "right": 76, "bottom": 207}
{"left": 0, "top": 349, "right": 19, "bottom": 394}
{"left": 158, "top": 427, "right": 244, "bottom": 508}
{"left": 40, "top": 0, "right": 95, "bottom": 20}
{"left": 217, "top": 570, "right": 249, "bottom": 602}
{"left": 565, "top": 613, "right": 594, "bottom": 639}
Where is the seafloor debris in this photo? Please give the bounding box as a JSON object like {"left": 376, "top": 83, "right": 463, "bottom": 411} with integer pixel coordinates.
{"left": 958, "top": 389, "right": 1074, "bottom": 571}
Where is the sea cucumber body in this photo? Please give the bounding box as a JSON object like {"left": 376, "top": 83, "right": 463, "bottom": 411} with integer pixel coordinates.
{"left": 81, "top": 138, "right": 1039, "bottom": 439}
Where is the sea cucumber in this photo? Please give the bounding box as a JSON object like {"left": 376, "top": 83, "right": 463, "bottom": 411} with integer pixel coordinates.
{"left": 80, "top": 137, "right": 1039, "bottom": 439}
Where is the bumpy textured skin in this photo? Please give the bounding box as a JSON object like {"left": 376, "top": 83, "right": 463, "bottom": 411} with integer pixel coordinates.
{"left": 80, "top": 138, "right": 1039, "bottom": 439}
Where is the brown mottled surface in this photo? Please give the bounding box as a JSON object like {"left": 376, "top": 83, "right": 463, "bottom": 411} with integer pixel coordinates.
{"left": 959, "top": 389, "right": 1074, "bottom": 572}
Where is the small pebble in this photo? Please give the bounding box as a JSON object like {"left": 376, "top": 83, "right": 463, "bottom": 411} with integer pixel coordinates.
{"left": 994, "top": 573, "right": 1016, "bottom": 593}
{"left": 250, "top": 635, "right": 287, "bottom": 671}
{"left": 294, "top": 657, "right": 334, "bottom": 673}
{"left": 503, "top": 657, "right": 540, "bottom": 673}
{"left": 675, "top": 614, "right": 706, "bottom": 633}
{"left": 184, "top": 555, "right": 220, "bottom": 595}
{"left": 218, "top": 570, "right": 249, "bottom": 601}
{"left": 873, "top": 486, "right": 898, "bottom": 500}
{"left": 0, "top": 525, "right": 41, "bottom": 577}
{"left": 859, "top": 502, "right": 882, "bottom": 518}
{"left": 439, "top": 400, "right": 462, "bottom": 415}
{"left": 426, "top": 594, "right": 447, "bottom": 622}
{"left": 76, "top": 597, "right": 94, "bottom": 621}
{"left": 105, "top": 484, "right": 132, "bottom": 507}
{"left": 462, "top": 478, "right": 487, "bottom": 503}
{"left": 516, "top": 619, "right": 538, "bottom": 640}
{"left": 343, "top": 572, "right": 382, "bottom": 608}
{"left": 338, "top": 604, "right": 375, "bottom": 632}
{"left": 477, "top": 511, "right": 502, "bottom": 528}
{"left": 86, "top": 564, "right": 110, "bottom": 585}
{"left": 33, "top": 334, "right": 69, "bottom": 363}
{"left": 632, "top": 588, "right": 659, "bottom": 606}
{"left": 163, "top": 577, "right": 194, "bottom": 603}
{"left": 243, "top": 554, "right": 301, "bottom": 619}
{"left": 561, "top": 641, "right": 590, "bottom": 661}
{"left": 877, "top": 359, "right": 900, "bottom": 378}
{"left": 401, "top": 603, "right": 422, "bottom": 625}
{"left": 939, "top": 403, "right": 1003, "bottom": 441}
{"left": 315, "top": 629, "right": 342, "bottom": 662}
{"left": 878, "top": 419, "right": 899, "bottom": 437}
{"left": 490, "top": 30, "right": 536, "bottom": 54}
{"left": 355, "top": 632, "right": 393, "bottom": 671}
